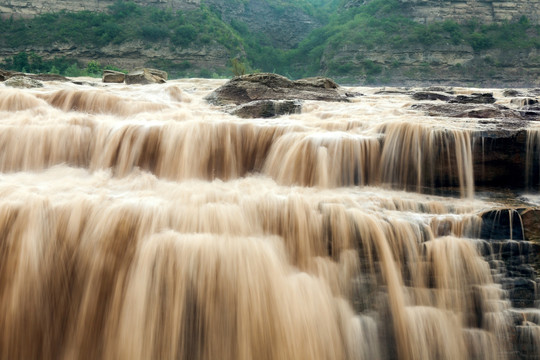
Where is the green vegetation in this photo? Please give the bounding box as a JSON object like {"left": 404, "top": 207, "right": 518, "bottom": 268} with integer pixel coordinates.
{"left": 0, "top": 0, "right": 538, "bottom": 83}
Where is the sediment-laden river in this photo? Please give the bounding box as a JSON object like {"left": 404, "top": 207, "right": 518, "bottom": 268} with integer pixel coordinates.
{"left": 0, "top": 78, "right": 538, "bottom": 359}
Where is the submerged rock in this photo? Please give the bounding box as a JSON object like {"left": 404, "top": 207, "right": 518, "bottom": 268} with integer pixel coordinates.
{"left": 411, "top": 91, "right": 454, "bottom": 101}
{"left": 411, "top": 103, "right": 521, "bottom": 119}
{"left": 28, "top": 73, "right": 69, "bottom": 82}
{"left": 511, "top": 97, "right": 539, "bottom": 107}
{"left": 449, "top": 93, "right": 496, "bottom": 104}
{"left": 230, "top": 100, "right": 302, "bottom": 119}
{"left": 205, "top": 73, "right": 350, "bottom": 106}
{"left": 102, "top": 70, "right": 125, "bottom": 83}
{"left": 125, "top": 68, "right": 167, "bottom": 85}
{"left": 0, "top": 69, "right": 67, "bottom": 83}
{"left": 4, "top": 76, "right": 44, "bottom": 88}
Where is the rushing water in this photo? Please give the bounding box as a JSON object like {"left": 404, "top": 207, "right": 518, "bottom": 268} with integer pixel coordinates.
{"left": 0, "top": 79, "right": 538, "bottom": 359}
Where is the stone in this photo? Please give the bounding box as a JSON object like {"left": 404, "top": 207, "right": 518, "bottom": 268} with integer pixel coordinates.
{"left": 230, "top": 100, "right": 301, "bottom": 119}
{"left": 4, "top": 76, "right": 44, "bottom": 88}
{"left": 205, "top": 73, "right": 349, "bottom": 106}
{"left": 410, "top": 103, "right": 521, "bottom": 119}
{"left": 0, "top": 69, "right": 24, "bottom": 81}
{"left": 102, "top": 70, "right": 125, "bottom": 83}
{"left": 125, "top": 68, "right": 167, "bottom": 85}
{"left": 411, "top": 91, "right": 454, "bottom": 101}
{"left": 28, "top": 73, "right": 69, "bottom": 82}
{"left": 503, "top": 89, "right": 524, "bottom": 97}
{"left": 511, "top": 97, "right": 539, "bottom": 107}
{"left": 449, "top": 93, "right": 496, "bottom": 104}
{"left": 520, "top": 209, "right": 540, "bottom": 242}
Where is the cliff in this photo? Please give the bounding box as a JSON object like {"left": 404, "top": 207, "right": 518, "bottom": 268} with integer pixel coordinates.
{"left": 346, "top": 0, "right": 540, "bottom": 25}
{"left": 0, "top": 0, "right": 320, "bottom": 49}
{"left": 0, "top": 0, "right": 200, "bottom": 18}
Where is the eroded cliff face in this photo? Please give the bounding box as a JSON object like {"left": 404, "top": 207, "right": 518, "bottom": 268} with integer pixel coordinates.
{"left": 323, "top": 42, "right": 540, "bottom": 86}
{"left": 346, "top": 0, "right": 540, "bottom": 25}
{"left": 0, "top": 0, "right": 319, "bottom": 49}
{"left": 0, "top": 40, "right": 234, "bottom": 76}
{"left": 0, "top": 0, "right": 201, "bottom": 18}
{"left": 205, "top": 0, "right": 320, "bottom": 48}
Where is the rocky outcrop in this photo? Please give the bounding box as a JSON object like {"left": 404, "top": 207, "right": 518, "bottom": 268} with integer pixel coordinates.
{"left": 204, "top": 0, "right": 320, "bottom": 48}
{"left": 0, "top": 0, "right": 319, "bottom": 49}
{"left": 102, "top": 70, "right": 125, "bottom": 83}
{"left": 206, "top": 73, "right": 351, "bottom": 106}
{"left": 230, "top": 99, "right": 301, "bottom": 118}
{"left": 0, "top": 40, "right": 234, "bottom": 79}
{"left": 346, "top": 0, "right": 540, "bottom": 25}
{"left": 411, "top": 91, "right": 453, "bottom": 101}
{"left": 125, "top": 68, "right": 167, "bottom": 85}
{"left": 0, "top": 0, "right": 200, "bottom": 19}
{"left": 4, "top": 75, "right": 43, "bottom": 88}
{"left": 450, "top": 93, "right": 496, "bottom": 104}
{"left": 408, "top": 90, "right": 540, "bottom": 190}
{"left": 412, "top": 102, "right": 522, "bottom": 118}
{"left": 325, "top": 43, "right": 540, "bottom": 87}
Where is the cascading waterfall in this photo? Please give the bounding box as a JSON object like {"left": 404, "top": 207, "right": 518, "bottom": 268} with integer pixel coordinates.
{"left": 0, "top": 80, "right": 537, "bottom": 359}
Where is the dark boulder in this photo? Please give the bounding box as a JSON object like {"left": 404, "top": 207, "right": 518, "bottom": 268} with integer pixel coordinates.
{"left": 205, "top": 73, "right": 350, "bottom": 106}
{"left": 411, "top": 91, "right": 453, "bottom": 101}
{"left": 511, "top": 98, "right": 539, "bottom": 107}
{"left": 503, "top": 89, "right": 524, "bottom": 97}
{"left": 410, "top": 103, "right": 521, "bottom": 119}
{"left": 230, "top": 100, "right": 302, "bottom": 119}
{"left": 449, "top": 93, "right": 496, "bottom": 104}
{"left": 125, "top": 68, "right": 167, "bottom": 85}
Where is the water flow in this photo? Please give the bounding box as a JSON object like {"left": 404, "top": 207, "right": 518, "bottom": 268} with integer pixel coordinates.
{"left": 0, "top": 81, "right": 533, "bottom": 359}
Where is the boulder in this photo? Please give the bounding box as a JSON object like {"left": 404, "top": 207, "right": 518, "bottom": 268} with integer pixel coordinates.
{"left": 0, "top": 69, "right": 24, "bottom": 81}
{"left": 411, "top": 91, "right": 454, "bottom": 101}
{"left": 449, "top": 93, "right": 496, "bottom": 104}
{"left": 374, "top": 88, "right": 411, "bottom": 95}
{"left": 102, "top": 70, "right": 125, "bottom": 83}
{"left": 510, "top": 97, "right": 539, "bottom": 107}
{"left": 410, "top": 103, "right": 521, "bottom": 119}
{"left": 503, "top": 89, "right": 524, "bottom": 97}
{"left": 28, "top": 73, "right": 69, "bottom": 82}
{"left": 4, "top": 76, "right": 44, "bottom": 89}
{"left": 231, "top": 100, "right": 302, "bottom": 119}
{"left": 205, "top": 73, "right": 350, "bottom": 106}
{"left": 520, "top": 208, "right": 540, "bottom": 242}
{"left": 125, "top": 68, "right": 167, "bottom": 85}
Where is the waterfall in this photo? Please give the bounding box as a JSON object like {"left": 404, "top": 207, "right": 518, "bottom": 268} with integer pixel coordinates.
{"left": 0, "top": 80, "right": 537, "bottom": 359}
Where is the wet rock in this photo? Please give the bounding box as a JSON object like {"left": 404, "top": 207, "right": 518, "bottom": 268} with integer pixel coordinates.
{"left": 503, "top": 89, "right": 524, "bottom": 97}
{"left": 480, "top": 209, "right": 524, "bottom": 241}
{"left": 205, "top": 73, "right": 349, "bottom": 105}
{"left": 510, "top": 278, "right": 537, "bottom": 308}
{"left": 0, "top": 69, "right": 23, "bottom": 81}
{"left": 411, "top": 103, "right": 521, "bottom": 119}
{"left": 411, "top": 91, "right": 453, "bottom": 101}
{"left": 28, "top": 73, "right": 69, "bottom": 82}
{"left": 520, "top": 209, "right": 540, "bottom": 242}
{"left": 511, "top": 97, "right": 539, "bottom": 107}
{"left": 449, "top": 93, "right": 496, "bottom": 104}
{"left": 125, "top": 68, "right": 167, "bottom": 85}
{"left": 0, "top": 70, "right": 68, "bottom": 83}
{"left": 516, "top": 324, "right": 540, "bottom": 360}
{"left": 4, "top": 76, "right": 44, "bottom": 88}
{"left": 102, "top": 70, "right": 125, "bottom": 83}
{"left": 230, "top": 100, "right": 301, "bottom": 119}
{"left": 374, "top": 88, "right": 411, "bottom": 95}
